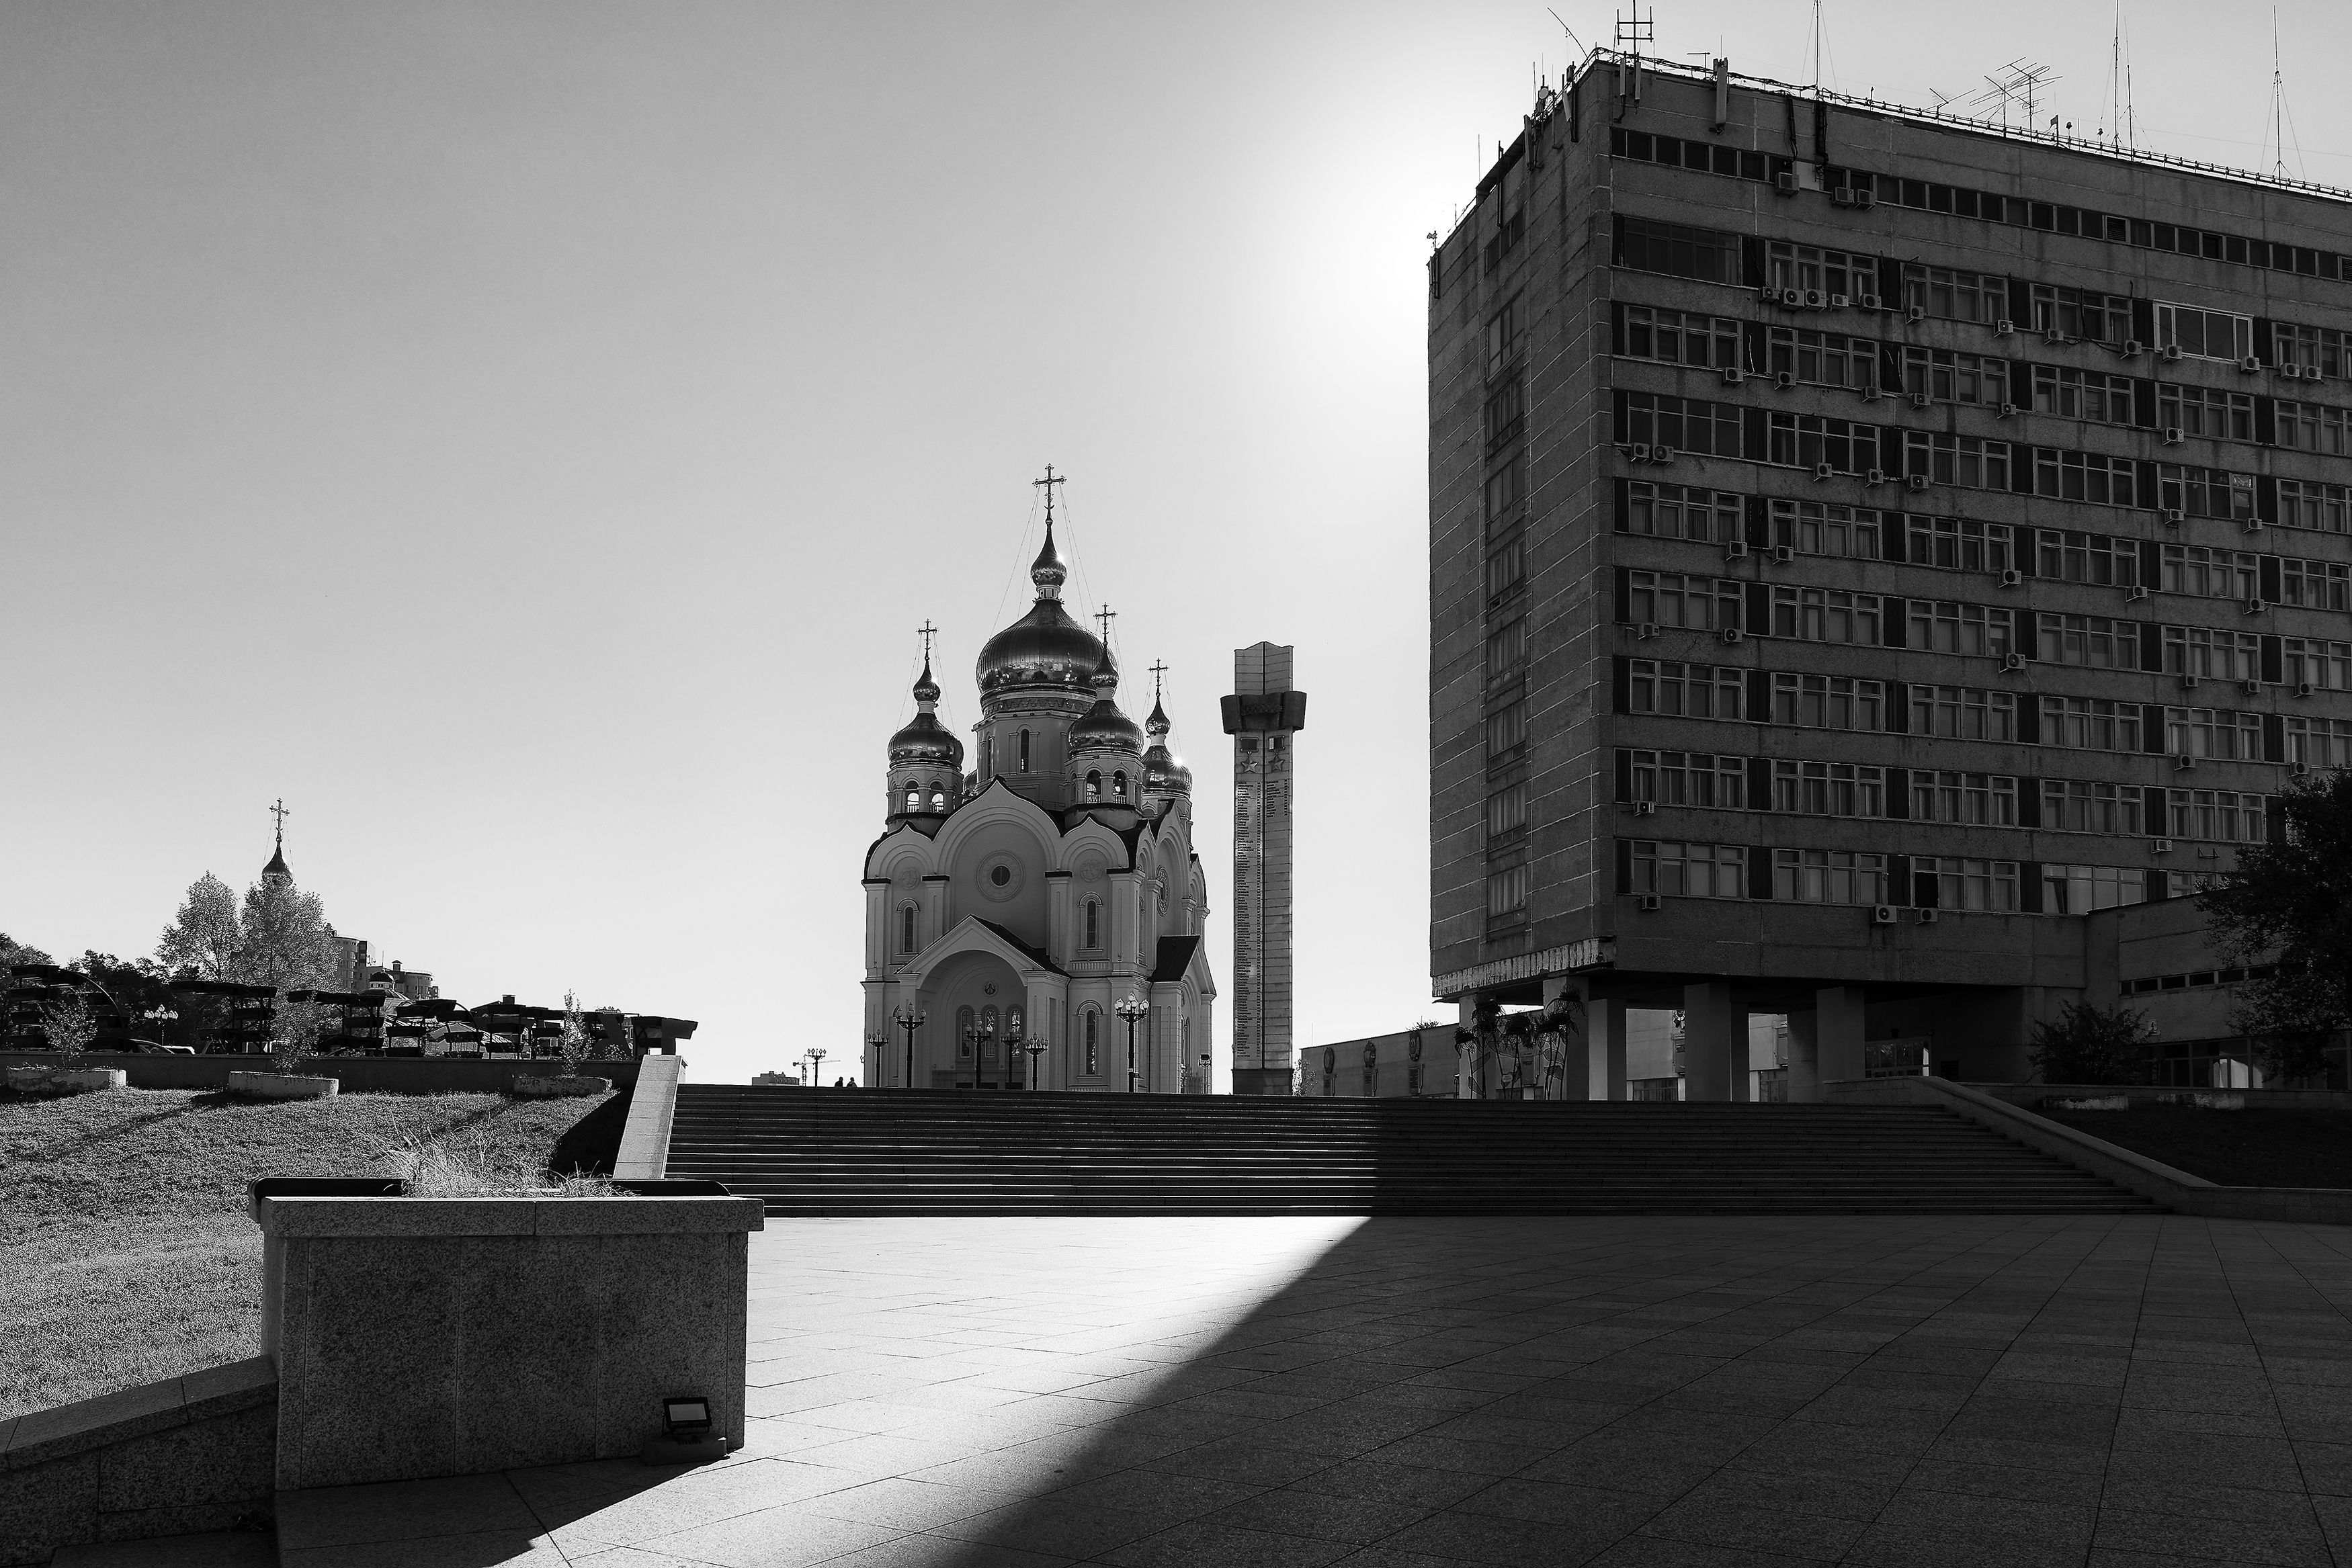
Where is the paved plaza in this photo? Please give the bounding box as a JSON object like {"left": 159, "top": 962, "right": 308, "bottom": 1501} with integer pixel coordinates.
{"left": 255, "top": 1214, "right": 2352, "bottom": 1567}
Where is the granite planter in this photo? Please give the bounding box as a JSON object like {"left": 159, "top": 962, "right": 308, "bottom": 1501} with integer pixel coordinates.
{"left": 250, "top": 1178, "right": 761, "bottom": 1491}
{"left": 225, "top": 1070, "right": 337, "bottom": 1100}
{"left": 5, "top": 1064, "right": 126, "bottom": 1096}
{"left": 511, "top": 1073, "right": 612, "bottom": 1098}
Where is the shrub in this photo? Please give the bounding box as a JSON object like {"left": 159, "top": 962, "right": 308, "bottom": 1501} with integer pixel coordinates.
{"left": 378, "top": 1128, "right": 629, "bottom": 1197}
{"left": 558, "top": 992, "right": 590, "bottom": 1072}
{"left": 2028, "top": 1002, "right": 2156, "bottom": 1086}
{"left": 43, "top": 992, "right": 98, "bottom": 1068}
{"left": 268, "top": 991, "right": 329, "bottom": 1076}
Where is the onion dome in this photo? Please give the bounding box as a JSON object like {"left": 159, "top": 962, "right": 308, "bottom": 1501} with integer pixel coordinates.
{"left": 975, "top": 522, "right": 1106, "bottom": 699}
{"left": 888, "top": 660, "right": 964, "bottom": 769}
{"left": 1142, "top": 695, "right": 1193, "bottom": 797}
{"left": 262, "top": 838, "right": 292, "bottom": 885}
{"left": 1068, "top": 650, "right": 1144, "bottom": 752}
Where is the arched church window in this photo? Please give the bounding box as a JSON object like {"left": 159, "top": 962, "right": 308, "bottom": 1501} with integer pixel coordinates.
{"left": 1083, "top": 1010, "right": 1099, "bottom": 1076}
{"left": 1085, "top": 770, "right": 1101, "bottom": 800}
{"left": 1083, "top": 900, "right": 1100, "bottom": 949}
{"left": 1007, "top": 1004, "right": 1023, "bottom": 1040}
{"left": 903, "top": 787, "right": 919, "bottom": 812}
{"left": 899, "top": 905, "right": 916, "bottom": 953}
{"left": 1112, "top": 771, "right": 1128, "bottom": 799}
{"left": 956, "top": 1006, "right": 974, "bottom": 1059}
{"left": 980, "top": 1006, "right": 999, "bottom": 1061}
{"left": 1018, "top": 730, "right": 1032, "bottom": 773}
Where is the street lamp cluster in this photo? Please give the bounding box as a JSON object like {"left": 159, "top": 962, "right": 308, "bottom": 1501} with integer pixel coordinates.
{"left": 865, "top": 994, "right": 1169, "bottom": 1094}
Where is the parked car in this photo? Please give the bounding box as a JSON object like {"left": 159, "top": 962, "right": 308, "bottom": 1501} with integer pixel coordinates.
{"left": 124, "top": 1039, "right": 197, "bottom": 1055}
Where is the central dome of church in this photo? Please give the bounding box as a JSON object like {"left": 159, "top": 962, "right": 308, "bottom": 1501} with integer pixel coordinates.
{"left": 975, "top": 523, "right": 1105, "bottom": 697}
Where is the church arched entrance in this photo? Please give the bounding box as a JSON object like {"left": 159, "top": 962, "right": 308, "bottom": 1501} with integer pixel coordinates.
{"left": 922, "top": 951, "right": 1028, "bottom": 1090}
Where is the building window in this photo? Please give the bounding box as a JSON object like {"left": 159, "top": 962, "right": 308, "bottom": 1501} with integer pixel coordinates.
{"left": 1628, "top": 659, "right": 1745, "bottom": 720}
{"left": 2031, "top": 448, "right": 2138, "bottom": 507}
{"left": 1900, "top": 347, "right": 2005, "bottom": 406}
{"left": 2284, "top": 717, "right": 2352, "bottom": 769}
{"left": 1915, "top": 858, "right": 2019, "bottom": 912}
{"left": 2167, "top": 789, "right": 2267, "bottom": 844}
{"left": 1617, "top": 392, "right": 1743, "bottom": 456}
{"left": 1484, "top": 376, "right": 1525, "bottom": 453}
{"left": 931, "top": 790, "right": 947, "bottom": 811}
{"left": 1486, "top": 615, "right": 1528, "bottom": 681}
{"left": 1629, "top": 750, "right": 1747, "bottom": 808}
{"left": 1767, "top": 241, "right": 1878, "bottom": 298}
{"left": 1911, "top": 771, "right": 2018, "bottom": 826}
{"left": 1771, "top": 586, "right": 1882, "bottom": 646}
{"left": 1901, "top": 263, "right": 2005, "bottom": 324}
{"left": 2028, "top": 284, "right": 2130, "bottom": 343}
{"left": 1627, "top": 482, "right": 1740, "bottom": 543}
{"left": 2157, "top": 385, "right": 2256, "bottom": 441}
{"left": 2284, "top": 638, "right": 2352, "bottom": 691}
{"left": 1083, "top": 900, "right": 1100, "bottom": 949}
{"left": 1615, "top": 216, "right": 1740, "bottom": 284}
{"left": 1484, "top": 451, "right": 1526, "bottom": 521}
{"left": 1908, "top": 433, "right": 2011, "bottom": 491}
{"left": 2154, "top": 301, "right": 2254, "bottom": 361}
{"left": 1018, "top": 730, "right": 1032, "bottom": 773}
{"left": 2031, "top": 365, "right": 2134, "bottom": 424}
{"left": 1769, "top": 500, "right": 1883, "bottom": 560}
{"left": 1485, "top": 695, "right": 1529, "bottom": 755}
{"left": 1773, "top": 326, "right": 1879, "bottom": 393}
{"left": 2043, "top": 780, "right": 2144, "bottom": 835}
{"left": 2038, "top": 528, "right": 2132, "bottom": 586}
{"left": 1111, "top": 770, "right": 1128, "bottom": 799}
{"left": 2160, "top": 543, "right": 2260, "bottom": 599}
{"left": 1486, "top": 294, "right": 1521, "bottom": 376}
{"left": 1630, "top": 571, "right": 1742, "bottom": 631}
{"left": 904, "top": 788, "right": 919, "bottom": 812}
{"left": 1913, "top": 515, "right": 2013, "bottom": 574}
{"left": 1770, "top": 760, "right": 1886, "bottom": 818}
{"left": 1486, "top": 864, "right": 1531, "bottom": 919}
{"left": 956, "top": 1006, "right": 974, "bottom": 1059}
{"left": 2163, "top": 626, "right": 2262, "bottom": 682}
{"left": 899, "top": 905, "right": 917, "bottom": 953}
{"left": 1771, "top": 673, "right": 1884, "bottom": 732}
{"left": 2041, "top": 613, "right": 2138, "bottom": 670}
{"left": 2275, "top": 479, "right": 2352, "bottom": 533}
{"left": 2041, "top": 697, "right": 2142, "bottom": 753}
{"left": 1486, "top": 779, "right": 1529, "bottom": 837}
{"left": 2042, "top": 865, "right": 2147, "bottom": 914}
{"left": 1085, "top": 770, "right": 1102, "bottom": 800}
{"left": 1772, "top": 849, "right": 1888, "bottom": 905}
{"left": 2279, "top": 558, "right": 2351, "bottom": 612}
{"left": 1765, "top": 412, "right": 1879, "bottom": 474}
{"left": 2272, "top": 322, "right": 2348, "bottom": 376}
{"left": 1621, "top": 304, "right": 1742, "bottom": 369}
{"left": 1083, "top": 1010, "right": 1100, "bottom": 1075}
{"left": 1908, "top": 600, "right": 2012, "bottom": 658}
{"left": 2165, "top": 707, "right": 2265, "bottom": 760}
{"left": 1485, "top": 531, "right": 1526, "bottom": 600}
{"left": 1628, "top": 841, "right": 1747, "bottom": 899}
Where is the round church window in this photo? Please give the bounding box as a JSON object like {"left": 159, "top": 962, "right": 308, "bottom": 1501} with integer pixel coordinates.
{"left": 990, "top": 866, "right": 1011, "bottom": 887}
{"left": 976, "top": 854, "right": 1025, "bottom": 903}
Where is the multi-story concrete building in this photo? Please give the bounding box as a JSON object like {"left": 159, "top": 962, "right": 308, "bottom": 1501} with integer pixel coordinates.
{"left": 1431, "top": 53, "right": 2351, "bottom": 1097}
{"left": 1223, "top": 643, "right": 1306, "bottom": 1096}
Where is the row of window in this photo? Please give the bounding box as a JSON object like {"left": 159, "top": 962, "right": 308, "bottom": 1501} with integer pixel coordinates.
{"left": 1620, "top": 839, "right": 2164, "bottom": 914}
{"left": 1614, "top": 481, "right": 2352, "bottom": 606}
{"left": 1615, "top": 657, "right": 2352, "bottom": 765}
{"left": 1605, "top": 132, "right": 2352, "bottom": 288}
{"left": 1613, "top": 748, "right": 2269, "bottom": 840}
{"left": 894, "top": 898, "right": 1111, "bottom": 955}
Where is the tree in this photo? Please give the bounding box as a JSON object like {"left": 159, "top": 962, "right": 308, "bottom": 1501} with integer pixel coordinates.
{"left": 558, "top": 992, "right": 590, "bottom": 1072}
{"left": 2029, "top": 1001, "right": 2156, "bottom": 1086}
{"left": 157, "top": 875, "right": 243, "bottom": 980}
{"left": 268, "top": 990, "right": 329, "bottom": 1075}
{"left": 234, "top": 879, "right": 337, "bottom": 992}
{"left": 1, "top": 933, "right": 52, "bottom": 998}
{"left": 2199, "top": 769, "right": 2352, "bottom": 1084}
{"left": 44, "top": 990, "right": 98, "bottom": 1067}
{"left": 69, "top": 951, "right": 175, "bottom": 1022}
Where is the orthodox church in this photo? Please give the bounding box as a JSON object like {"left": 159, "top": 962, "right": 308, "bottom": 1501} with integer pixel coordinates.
{"left": 861, "top": 511, "right": 1214, "bottom": 1092}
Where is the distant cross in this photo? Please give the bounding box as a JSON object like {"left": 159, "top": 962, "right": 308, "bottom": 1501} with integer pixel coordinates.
{"left": 1149, "top": 660, "right": 1169, "bottom": 701}
{"left": 917, "top": 619, "right": 938, "bottom": 664}
{"left": 269, "top": 798, "right": 290, "bottom": 842}
{"left": 1034, "top": 464, "right": 1065, "bottom": 525}
{"left": 1095, "top": 605, "right": 1116, "bottom": 644}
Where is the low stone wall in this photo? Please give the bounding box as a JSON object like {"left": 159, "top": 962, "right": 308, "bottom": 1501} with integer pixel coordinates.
{"left": 1980, "top": 1082, "right": 2352, "bottom": 1113}
{"left": 0, "top": 1052, "right": 646, "bottom": 1096}
{"left": 0, "top": 1358, "right": 276, "bottom": 1568}
{"left": 1829, "top": 1075, "right": 2352, "bottom": 1225}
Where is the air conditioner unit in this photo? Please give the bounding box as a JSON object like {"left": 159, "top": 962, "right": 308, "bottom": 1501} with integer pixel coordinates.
{"left": 1633, "top": 799, "right": 1656, "bottom": 816}
{"left": 1994, "top": 318, "right": 2016, "bottom": 336}
{"left": 1759, "top": 286, "right": 1782, "bottom": 304}
{"left": 1775, "top": 370, "right": 1797, "bottom": 390}
{"left": 2296, "top": 681, "right": 2316, "bottom": 697}
{"left": 2001, "top": 652, "right": 2025, "bottom": 672}
{"left": 1812, "top": 461, "right": 1835, "bottom": 480}
{"left": 1857, "top": 293, "right": 1882, "bottom": 310}
{"left": 1909, "top": 392, "right": 1931, "bottom": 410}
{"left": 1916, "top": 908, "right": 1939, "bottom": 925}
{"left": 1859, "top": 386, "right": 1882, "bottom": 402}
{"left": 2122, "top": 339, "right": 2144, "bottom": 357}
{"left": 1855, "top": 188, "right": 1878, "bottom": 209}
{"left": 2174, "top": 754, "right": 2199, "bottom": 771}
{"left": 1871, "top": 905, "right": 1898, "bottom": 926}
{"left": 2285, "top": 760, "right": 2312, "bottom": 778}
{"left": 1906, "top": 305, "right": 1927, "bottom": 324}
{"left": 1831, "top": 187, "right": 1856, "bottom": 208}
{"left": 2162, "top": 427, "right": 2185, "bottom": 445}
{"left": 1630, "top": 442, "right": 1653, "bottom": 462}
{"left": 2044, "top": 326, "right": 2066, "bottom": 345}
{"left": 1770, "top": 544, "right": 1797, "bottom": 564}
{"left": 2161, "top": 344, "right": 2185, "bottom": 361}
{"left": 1652, "top": 445, "right": 1677, "bottom": 465}
{"left": 2238, "top": 355, "right": 2260, "bottom": 374}
{"left": 2162, "top": 508, "right": 2186, "bottom": 525}
{"left": 2152, "top": 838, "right": 2175, "bottom": 853}
{"left": 1775, "top": 171, "right": 1800, "bottom": 195}
{"left": 2126, "top": 584, "right": 2151, "bottom": 601}
{"left": 1635, "top": 621, "right": 1660, "bottom": 640}
{"left": 2180, "top": 674, "right": 2201, "bottom": 690}
{"left": 2000, "top": 568, "right": 2023, "bottom": 586}
{"left": 1720, "top": 626, "right": 1745, "bottom": 645}
{"left": 1907, "top": 474, "right": 1930, "bottom": 491}
{"left": 2277, "top": 363, "right": 2302, "bottom": 380}
{"left": 1724, "top": 539, "right": 1750, "bottom": 560}
{"left": 2244, "top": 597, "right": 2267, "bottom": 614}
{"left": 1998, "top": 402, "right": 2017, "bottom": 418}
{"left": 1636, "top": 893, "right": 1664, "bottom": 911}
{"left": 1722, "top": 366, "right": 1746, "bottom": 384}
{"left": 1830, "top": 293, "right": 1851, "bottom": 308}
{"left": 2242, "top": 679, "right": 2262, "bottom": 695}
{"left": 1865, "top": 468, "right": 1886, "bottom": 485}
{"left": 2242, "top": 519, "right": 2266, "bottom": 534}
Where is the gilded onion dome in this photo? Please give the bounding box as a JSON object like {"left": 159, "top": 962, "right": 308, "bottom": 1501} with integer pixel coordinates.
{"left": 975, "top": 522, "right": 1107, "bottom": 700}
{"left": 1068, "top": 650, "right": 1144, "bottom": 752}
{"left": 1142, "top": 695, "right": 1192, "bottom": 796}
{"left": 887, "top": 660, "right": 964, "bottom": 769}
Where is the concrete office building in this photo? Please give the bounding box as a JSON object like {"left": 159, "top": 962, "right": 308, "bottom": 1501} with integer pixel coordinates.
{"left": 1429, "top": 53, "right": 2352, "bottom": 1096}
{"left": 1224, "top": 643, "right": 1307, "bottom": 1095}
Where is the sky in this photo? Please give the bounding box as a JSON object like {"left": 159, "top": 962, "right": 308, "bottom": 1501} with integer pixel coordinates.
{"left": 6, "top": 1, "right": 2350, "bottom": 1086}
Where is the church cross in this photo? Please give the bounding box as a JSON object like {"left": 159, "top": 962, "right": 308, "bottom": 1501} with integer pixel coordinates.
{"left": 1148, "top": 660, "right": 1169, "bottom": 701}
{"left": 269, "top": 799, "right": 291, "bottom": 841}
{"left": 917, "top": 620, "right": 937, "bottom": 664}
{"left": 1033, "top": 464, "right": 1065, "bottom": 525}
{"left": 1095, "top": 605, "right": 1116, "bottom": 644}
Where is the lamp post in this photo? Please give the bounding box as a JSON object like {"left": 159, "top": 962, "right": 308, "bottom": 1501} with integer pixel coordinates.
{"left": 804, "top": 1046, "right": 826, "bottom": 1088}
{"left": 143, "top": 1005, "right": 180, "bottom": 1053}
{"left": 1115, "top": 992, "right": 1149, "bottom": 1094}
{"left": 1021, "top": 1038, "right": 1048, "bottom": 1090}
{"left": 865, "top": 1031, "right": 886, "bottom": 1088}
{"left": 892, "top": 1005, "right": 925, "bottom": 1090}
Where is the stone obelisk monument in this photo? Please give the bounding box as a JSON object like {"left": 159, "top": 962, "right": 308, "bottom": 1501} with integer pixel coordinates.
{"left": 1221, "top": 643, "right": 1306, "bottom": 1096}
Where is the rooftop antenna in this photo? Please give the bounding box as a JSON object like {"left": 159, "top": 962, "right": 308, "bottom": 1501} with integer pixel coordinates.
{"left": 1966, "top": 60, "right": 2058, "bottom": 136}
{"left": 2262, "top": 10, "right": 2304, "bottom": 181}
{"left": 1804, "top": 0, "right": 1824, "bottom": 90}
{"left": 1546, "top": 7, "right": 1587, "bottom": 58}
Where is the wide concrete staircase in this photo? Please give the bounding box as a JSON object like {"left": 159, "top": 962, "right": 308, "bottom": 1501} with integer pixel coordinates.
{"left": 665, "top": 1088, "right": 2160, "bottom": 1216}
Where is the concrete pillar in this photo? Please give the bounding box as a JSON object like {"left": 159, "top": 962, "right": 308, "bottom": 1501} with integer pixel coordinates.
{"left": 1560, "top": 979, "right": 1628, "bottom": 1100}
{"left": 1816, "top": 986, "right": 1867, "bottom": 1089}
{"left": 1786, "top": 1011, "right": 1820, "bottom": 1102}
{"left": 1456, "top": 996, "right": 1479, "bottom": 1099}
{"left": 1682, "top": 982, "right": 1746, "bottom": 1102}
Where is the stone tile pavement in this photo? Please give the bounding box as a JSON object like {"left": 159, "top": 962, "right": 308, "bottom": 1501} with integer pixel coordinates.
{"left": 265, "top": 1215, "right": 2352, "bottom": 1567}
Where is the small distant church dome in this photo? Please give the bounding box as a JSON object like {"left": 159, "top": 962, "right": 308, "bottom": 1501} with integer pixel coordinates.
{"left": 888, "top": 661, "right": 964, "bottom": 769}
{"left": 1143, "top": 696, "right": 1192, "bottom": 797}
{"left": 1068, "top": 652, "right": 1144, "bottom": 752}
{"left": 976, "top": 524, "right": 1105, "bottom": 699}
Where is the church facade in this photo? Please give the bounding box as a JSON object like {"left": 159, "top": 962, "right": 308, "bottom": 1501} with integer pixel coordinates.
{"left": 861, "top": 519, "right": 1216, "bottom": 1092}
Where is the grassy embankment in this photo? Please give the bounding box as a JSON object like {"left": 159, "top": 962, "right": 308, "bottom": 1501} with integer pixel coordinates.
{"left": 0, "top": 1086, "right": 623, "bottom": 1420}
{"left": 2038, "top": 1106, "right": 2352, "bottom": 1188}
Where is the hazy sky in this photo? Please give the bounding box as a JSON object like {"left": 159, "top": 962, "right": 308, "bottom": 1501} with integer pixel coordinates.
{"left": 7, "top": 1, "right": 2349, "bottom": 1086}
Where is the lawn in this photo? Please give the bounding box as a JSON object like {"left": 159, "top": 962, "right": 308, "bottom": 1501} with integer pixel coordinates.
{"left": 0, "top": 1085, "right": 620, "bottom": 1421}
{"left": 2038, "top": 1105, "right": 2352, "bottom": 1188}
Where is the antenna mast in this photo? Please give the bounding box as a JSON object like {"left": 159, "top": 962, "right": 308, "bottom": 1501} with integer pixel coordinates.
{"left": 2263, "top": 10, "right": 2303, "bottom": 181}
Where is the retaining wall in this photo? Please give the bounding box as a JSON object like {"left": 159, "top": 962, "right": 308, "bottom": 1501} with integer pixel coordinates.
{"left": 0, "top": 1052, "right": 646, "bottom": 1096}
